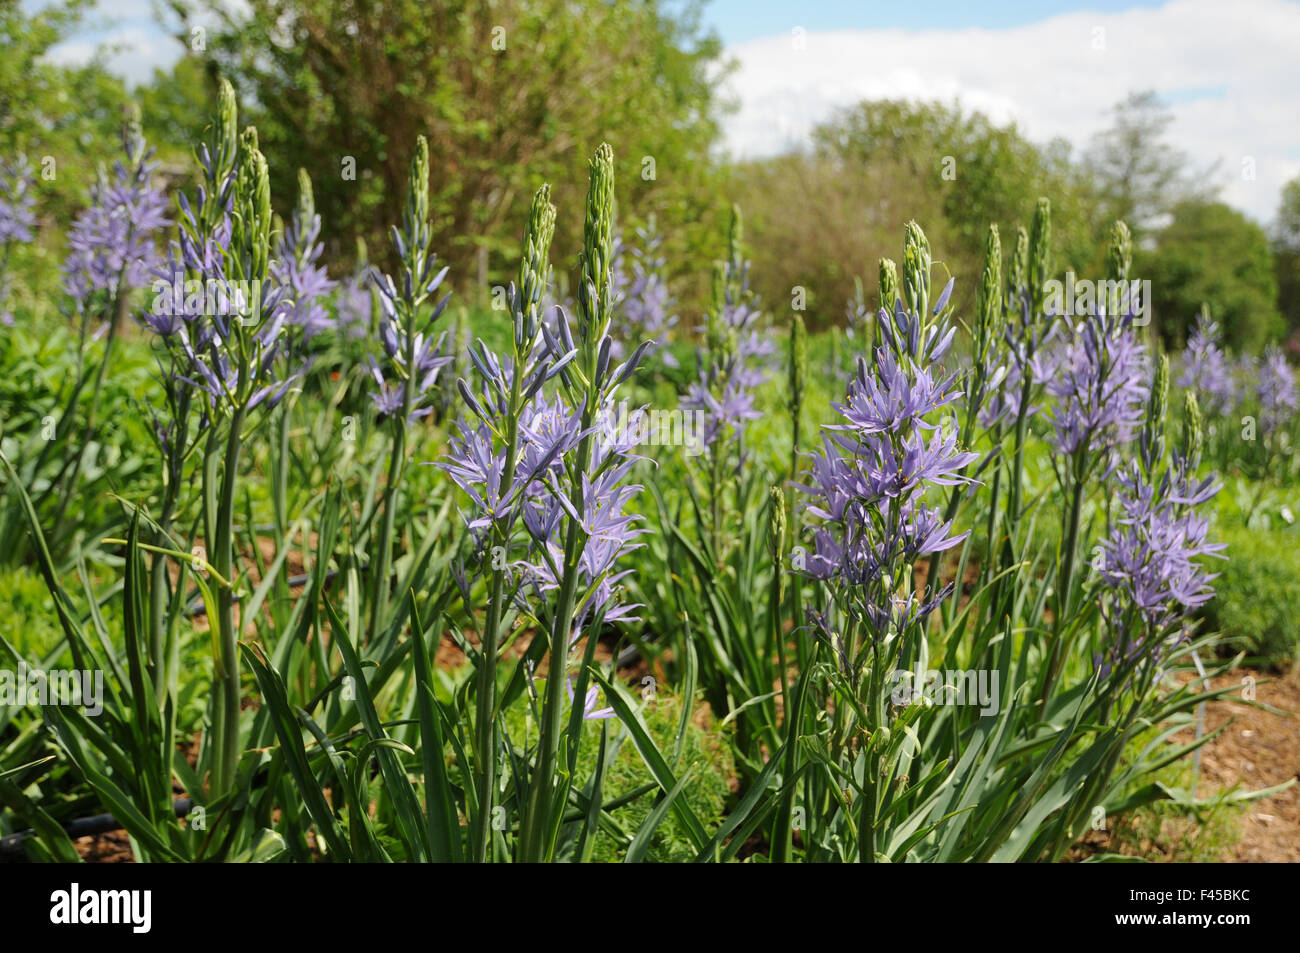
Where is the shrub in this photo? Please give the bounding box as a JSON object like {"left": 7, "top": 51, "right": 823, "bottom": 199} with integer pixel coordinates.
{"left": 1203, "top": 521, "right": 1300, "bottom": 668}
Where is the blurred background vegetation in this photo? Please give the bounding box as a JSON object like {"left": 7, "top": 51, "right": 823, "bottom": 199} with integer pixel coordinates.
{"left": 2, "top": 0, "right": 1297, "bottom": 349}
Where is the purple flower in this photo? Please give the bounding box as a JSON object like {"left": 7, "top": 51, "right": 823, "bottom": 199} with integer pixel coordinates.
{"left": 1178, "top": 312, "right": 1236, "bottom": 417}
{"left": 1096, "top": 459, "right": 1226, "bottom": 670}
{"left": 332, "top": 269, "right": 372, "bottom": 339}
{"left": 62, "top": 129, "right": 170, "bottom": 316}
{"left": 979, "top": 310, "right": 1061, "bottom": 430}
{"left": 686, "top": 255, "right": 772, "bottom": 449}
{"left": 831, "top": 347, "right": 963, "bottom": 436}
{"left": 681, "top": 376, "right": 761, "bottom": 446}
{"left": 1257, "top": 345, "right": 1298, "bottom": 437}
{"left": 844, "top": 286, "right": 872, "bottom": 344}
{"left": 611, "top": 220, "right": 678, "bottom": 368}
{"left": 445, "top": 369, "right": 647, "bottom": 635}
{"left": 0, "top": 155, "right": 37, "bottom": 245}
{"left": 566, "top": 677, "right": 616, "bottom": 720}
{"left": 444, "top": 293, "right": 648, "bottom": 639}
{"left": 143, "top": 176, "right": 299, "bottom": 416}
{"left": 367, "top": 264, "right": 453, "bottom": 422}
{"left": 1045, "top": 313, "right": 1148, "bottom": 460}
{"left": 271, "top": 191, "right": 335, "bottom": 342}
{"left": 799, "top": 280, "right": 976, "bottom": 645}
{"left": 0, "top": 155, "right": 37, "bottom": 326}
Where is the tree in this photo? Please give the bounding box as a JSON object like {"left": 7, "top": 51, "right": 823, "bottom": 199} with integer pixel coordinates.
{"left": 1141, "top": 200, "right": 1282, "bottom": 352}
{"left": 1083, "top": 90, "right": 1217, "bottom": 242}
{"left": 1273, "top": 174, "right": 1300, "bottom": 339}
{"left": 742, "top": 99, "right": 1091, "bottom": 326}
{"left": 0, "top": 1, "right": 141, "bottom": 300}
{"left": 174, "top": 0, "right": 728, "bottom": 295}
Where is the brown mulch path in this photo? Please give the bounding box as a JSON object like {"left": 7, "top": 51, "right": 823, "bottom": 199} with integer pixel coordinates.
{"left": 1190, "top": 665, "right": 1300, "bottom": 862}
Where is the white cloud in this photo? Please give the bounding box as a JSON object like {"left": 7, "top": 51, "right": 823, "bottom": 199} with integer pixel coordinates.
{"left": 41, "top": 0, "right": 251, "bottom": 88}
{"left": 45, "top": 24, "right": 181, "bottom": 87}
{"left": 720, "top": 0, "right": 1300, "bottom": 223}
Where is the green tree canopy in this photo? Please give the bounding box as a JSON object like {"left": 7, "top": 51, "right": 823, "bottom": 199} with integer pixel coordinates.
{"left": 176, "top": 0, "right": 728, "bottom": 295}
{"left": 729, "top": 98, "right": 1092, "bottom": 328}
{"left": 1083, "top": 90, "right": 1217, "bottom": 243}
{"left": 1273, "top": 174, "right": 1300, "bottom": 338}
{"left": 1142, "top": 199, "right": 1282, "bottom": 351}
{"left": 0, "top": 1, "right": 142, "bottom": 298}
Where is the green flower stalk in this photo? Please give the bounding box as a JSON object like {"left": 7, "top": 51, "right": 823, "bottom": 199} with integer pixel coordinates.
{"left": 1107, "top": 220, "right": 1132, "bottom": 317}
{"left": 766, "top": 483, "right": 798, "bottom": 862}
{"left": 928, "top": 224, "right": 1002, "bottom": 598}
{"left": 768, "top": 484, "right": 787, "bottom": 592}
{"left": 1140, "top": 353, "right": 1169, "bottom": 475}
{"left": 975, "top": 224, "right": 1003, "bottom": 371}
{"left": 145, "top": 81, "right": 238, "bottom": 721}
{"left": 522, "top": 143, "right": 617, "bottom": 862}
{"left": 902, "top": 222, "right": 931, "bottom": 320}
{"left": 991, "top": 206, "right": 1049, "bottom": 633}
{"left": 367, "top": 135, "right": 453, "bottom": 644}
{"left": 471, "top": 183, "right": 556, "bottom": 863}
{"left": 687, "top": 203, "right": 765, "bottom": 561}
{"left": 1181, "top": 390, "right": 1203, "bottom": 469}
{"left": 788, "top": 313, "right": 806, "bottom": 485}
{"left": 728, "top": 203, "right": 744, "bottom": 275}
{"left": 206, "top": 123, "right": 279, "bottom": 797}
{"left": 1009, "top": 201, "right": 1051, "bottom": 520}
{"left": 1005, "top": 226, "right": 1029, "bottom": 317}
{"left": 1027, "top": 198, "right": 1051, "bottom": 316}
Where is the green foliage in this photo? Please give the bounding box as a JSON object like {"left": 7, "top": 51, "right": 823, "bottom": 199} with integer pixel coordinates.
{"left": 179, "top": 0, "right": 727, "bottom": 293}
{"left": 1202, "top": 520, "right": 1300, "bottom": 668}
{"left": 0, "top": 568, "right": 66, "bottom": 663}
{"left": 730, "top": 99, "right": 1094, "bottom": 327}
{"left": 1273, "top": 174, "right": 1300, "bottom": 338}
{"left": 1082, "top": 90, "right": 1215, "bottom": 242}
{"left": 1143, "top": 200, "right": 1284, "bottom": 351}
{"left": 501, "top": 688, "right": 735, "bottom": 862}
{"left": 0, "top": 1, "right": 137, "bottom": 302}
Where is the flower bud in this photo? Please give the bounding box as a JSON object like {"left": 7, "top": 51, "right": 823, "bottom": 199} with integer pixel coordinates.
{"left": 903, "top": 221, "right": 931, "bottom": 318}
{"left": 768, "top": 484, "right": 787, "bottom": 568}
{"left": 1106, "top": 220, "right": 1132, "bottom": 316}
{"left": 1005, "top": 226, "right": 1029, "bottom": 317}
{"left": 580, "top": 143, "right": 615, "bottom": 322}
{"left": 728, "top": 204, "right": 744, "bottom": 272}
{"left": 1181, "top": 390, "right": 1203, "bottom": 468}
{"left": 1142, "top": 353, "right": 1169, "bottom": 471}
{"left": 1028, "top": 198, "right": 1051, "bottom": 314}
{"left": 517, "top": 184, "right": 556, "bottom": 346}
{"left": 976, "top": 224, "right": 1002, "bottom": 363}
{"left": 296, "top": 168, "right": 315, "bottom": 223}
{"left": 878, "top": 257, "right": 899, "bottom": 317}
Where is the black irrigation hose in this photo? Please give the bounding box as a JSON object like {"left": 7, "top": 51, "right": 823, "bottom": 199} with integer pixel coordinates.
{"left": 0, "top": 798, "right": 192, "bottom": 858}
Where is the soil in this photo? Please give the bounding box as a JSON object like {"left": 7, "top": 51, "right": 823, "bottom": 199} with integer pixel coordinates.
{"left": 1185, "top": 664, "right": 1300, "bottom": 862}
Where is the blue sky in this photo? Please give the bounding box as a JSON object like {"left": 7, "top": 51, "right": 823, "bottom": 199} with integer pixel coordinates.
{"left": 40, "top": 0, "right": 1300, "bottom": 223}
{"left": 701, "top": 0, "right": 1168, "bottom": 43}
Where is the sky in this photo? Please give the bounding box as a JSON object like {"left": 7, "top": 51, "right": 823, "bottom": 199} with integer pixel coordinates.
{"left": 38, "top": 0, "right": 1300, "bottom": 224}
